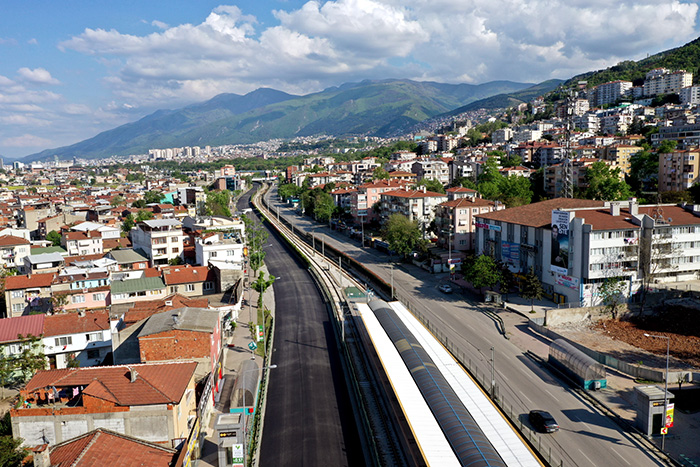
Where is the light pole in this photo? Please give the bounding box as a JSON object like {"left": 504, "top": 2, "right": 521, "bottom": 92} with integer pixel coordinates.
{"left": 644, "top": 333, "right": 670, "bottom": 450}
{"left": 240, "top": 364, "right": 277, "bottom": 466}
{"left": 490, "top": 346, "right": 495, "bottom": 398}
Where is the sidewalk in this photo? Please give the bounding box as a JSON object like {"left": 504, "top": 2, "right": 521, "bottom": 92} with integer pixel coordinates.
{"left": 198, "top": 265, "right": 276, "bottom": 467}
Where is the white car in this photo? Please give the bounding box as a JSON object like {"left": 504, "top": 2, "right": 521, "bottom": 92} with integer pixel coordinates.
{"left": 438, "top": 284, "right": 453, "bottom": 294}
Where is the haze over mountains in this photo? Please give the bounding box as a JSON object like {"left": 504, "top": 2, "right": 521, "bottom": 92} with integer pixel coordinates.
{"left": 24, "top": 79, "right": 540, "bottom": 162}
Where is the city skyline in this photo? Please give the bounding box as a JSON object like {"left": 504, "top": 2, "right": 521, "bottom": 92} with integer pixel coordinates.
{"left": 1, "top": 0, "right": 699, "bottom": 158}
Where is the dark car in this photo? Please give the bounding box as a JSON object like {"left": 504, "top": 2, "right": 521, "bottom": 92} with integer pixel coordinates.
{"left": 529, "top": 410, "right": 559, "bottom": 433}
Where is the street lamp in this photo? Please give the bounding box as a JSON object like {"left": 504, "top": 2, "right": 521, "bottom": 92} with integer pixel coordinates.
{"left": 644, "top": 333, "right": 670, "bottom": 450}
{"left": 240, "top": 364, "right": 277, "bottom": 466}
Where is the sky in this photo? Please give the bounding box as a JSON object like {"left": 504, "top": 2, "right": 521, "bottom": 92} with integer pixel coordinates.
{"left": 1, "top": 0, "right": 699, "bottom": 159}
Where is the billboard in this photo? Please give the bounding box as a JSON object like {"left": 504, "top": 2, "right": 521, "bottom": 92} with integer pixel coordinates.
{"left": 501, "top": 241, "right": 521, "bottom": 272}
{"left": 551, "top": 210, "right": 571, "bottom": 274}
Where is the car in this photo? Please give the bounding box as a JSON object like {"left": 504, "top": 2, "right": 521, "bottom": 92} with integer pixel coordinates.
{"left": 438, "top": 284, "right": 453, "bottom": 294}
{"left": 529, "top": 410, "right": 559, "bottom": 433}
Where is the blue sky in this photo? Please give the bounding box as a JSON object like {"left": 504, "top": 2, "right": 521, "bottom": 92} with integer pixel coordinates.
{"left": 1, "top": 0, "right": 699, "bottom": 159}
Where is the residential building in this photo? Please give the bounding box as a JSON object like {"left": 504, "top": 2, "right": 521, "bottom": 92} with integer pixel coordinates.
{"left": 0, "top": 235, "right": 30, "bottom": 270}
{"left": 162, "top": 265, "right": 218, "bottom": 296}
{"left": 475, "top": 198, "right": 700, "bottom": 306}
{"left": 349, "top": 179, "right": 410, "bottom": 224}
{"left": 51, "top": 269, "right": 111, "bottom": 312}
{"left": 36, "top": 428, "right": 178, "bottom": 467}
{"left": 680, "top": 85, "right": 700, "bottom": 105}
{"left": 658, "top": 149, "right": 700, "bottom": 191}
{"left": 379, "top": 187, "right": 447, "bottom": 237}
{"left": 11, "top": 361, "right": 198, "bottom": 446}
{"left": 42, "top": 310, "right": 112, "bottom": 369}
{"left": 603, "top": 145, "right": 643, "bottom": 175}
{"left": 107, "top": 248, "right": 150, "bottom": 271}
{"left": 62, "top": 231, "right": 103, "bottom": 257}
{"left": 434, "top": 197, "right": 504, "bottom": 252}
{"left": 110, "top": 276, "right": 167, "bottom": 305}
{"left": 544, "top": 158, "right": 600, "bottom": 198}
{"left": 0, "top": 314, "right": 45, "bottom": 381}
{"left": 5, "top": 273, "right": 56, "bottom": 318}
{"left": 130, "top": 219, "right": 184, "bottom": 266}
{"left": 23, "top": 252, "right": 65, "bottom": 275}
{"left": 446, "top": 186, "right": 478, "bottom": 201}
{"left": 195, "top": 232, "right": 245, "bottom": 270}
{"left": 643, "top": 69, "right": 692, "bottom": 97}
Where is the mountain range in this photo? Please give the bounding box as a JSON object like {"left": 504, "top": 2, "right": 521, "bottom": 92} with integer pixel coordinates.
{"left": 25, "top": 79, "right": 536, "bottom": 162}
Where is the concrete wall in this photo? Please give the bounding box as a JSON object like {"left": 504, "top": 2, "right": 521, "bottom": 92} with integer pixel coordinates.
{"left": 545, "top": 306, "right": 610, "bottom": 327}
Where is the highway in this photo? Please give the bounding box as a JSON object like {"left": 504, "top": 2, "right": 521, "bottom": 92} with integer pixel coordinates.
{"left": 264, "top": 185, "right": 668, "bottom": 467}
{"left": 237, "top": 188, "right": 363, "bottom": 467}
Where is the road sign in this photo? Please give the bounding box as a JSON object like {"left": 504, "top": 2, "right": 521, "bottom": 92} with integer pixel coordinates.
{"left": 661, "top": 427, "right": 668, "bottom": 435}
{"left": 248, "top": 341, "right": 257, "bottom": 350}
{"left": 256, "top": 325, "right": 264, "bottom": 342}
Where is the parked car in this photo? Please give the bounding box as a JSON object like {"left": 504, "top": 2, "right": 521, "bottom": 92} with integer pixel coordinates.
{"left": 529, "top": 410, "right": 559, "bottom": 433}
{"left": 438, "top": 284, "right": 453, "bottom": 294}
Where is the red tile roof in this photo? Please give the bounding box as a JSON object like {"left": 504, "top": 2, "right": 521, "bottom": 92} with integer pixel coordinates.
{"left": 0, "top": 315, "right": 45, "bottom": 343}
{"left": 24, "top": 361, "right": 197, "bottom": 406}
{"left": 446, "top": 187, "right": 477, "bottom": 193}
{"left": 382, "top": 189, "right": 446, "bottom": 199}
{"left": 476, "top": 198, "right": 605, "bottom": 228}
{"left": 162, "top": 266, "right": 213, "bottom": 285}
{"left": 43, "top": 310, "right": 110, "bottom": 338}
{"left": 124, "top": 294, "right": 209, "bottom": 327}
{"left": 49, "top": 429, "right": 176, "bottom": 467}
{"left": 571, "top": 205, "right": 700, "bottom": 231}
{"left": 103, "top": 237, "right": 132, "bottom": 249}
{"left": 0, "top": 235, "right": 29, "bottom": 246}
{"left": 5, "top": 273, "right": 56, "bottom": 290}
{"left": 440, "top": 198, "right": 497, "bottom": 208}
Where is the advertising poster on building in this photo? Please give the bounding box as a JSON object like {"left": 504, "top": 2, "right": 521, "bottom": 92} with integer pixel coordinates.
{"left": 501, "top": 241, "right": 521, "bottom": 272}
{"left": 550, "top": 210, "right": 571, "bottom": 274}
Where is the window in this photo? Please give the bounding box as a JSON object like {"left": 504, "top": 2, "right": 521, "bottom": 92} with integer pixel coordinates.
{"left": 172, "top": 247, "right": 179, "bottom": 253}
{"left": 185, "top": 284, "right": 195, "bottom": 292}
{"left": 87, "top": 349, "right": 100, "bottom": 359}
{"left": 55, "top": 336, "right": 72, "bottom": 347}
{"left": 86, "top": 332, "right": 102, "bottom": 342}
{"left": 170, "top": 286, "right": 178, "bottom": 293}
{"left": 203, "top": 281, "right": 214, "bottom": 291}
{"left": 12, "top": 303, "right": 23, "bottom": 314}
{"left": 8, "top": 343, "right": 23, "bottom": 355}
{"left": 92, "top": 293, "right": 106, "bottom": 302}
{"left": 72, "top": 295, "right": 86, "bottom": 304}
{"left": 11, "top": 290, "right": 23, "bottom": 298}
{"left": 227, "top": 250, "right": 235, "bottom": 256}
{"left": 210, "top": 251, "right": 218, "bottom": 257}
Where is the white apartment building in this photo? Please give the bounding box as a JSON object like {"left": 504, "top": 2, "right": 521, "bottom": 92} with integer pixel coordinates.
{"left": 411, "top": 160, "right": 450, "bottom": 185}
{"left": 680, "top": 85, "right": 700, "bottom": 105}
{"left": 475, "top": 198, "right": 700, "bottom": 307}
{"left": 130, "top": 218, "right": 184, "bottom": 266}
{"left": 195, "top": 232, "right": 245, "bottom": 270}
{"left": 643, "top": 69, "right": 693, "bottom": 97}
{"left": 0, "top": 235, "right": 30, "bottom": 270}
{"left": 379, "top": 187, "right": 447, "bottom": 238}
{"left": 42, "top": 310, "right": 113, "bottom": 369}
{"left": 71, "top": 221, "right": 121, "bottom": 240}
{"left": 63, "top": 231, "right": 103, "bottom": 257}
{"left": 589, "top": 81, "right": 633, "bottom": 107}
{"left": 492, "top": 128, "right": 513, "bottom": 144}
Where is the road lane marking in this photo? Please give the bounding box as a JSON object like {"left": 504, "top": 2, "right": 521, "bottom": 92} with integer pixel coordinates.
{"left": 544, "top": 389, "right": 558, "bottom": 401}
{"left": 578, "top": 449, "right": 596, "bottom": 466}
{"left": 612, "top": 448, "right": 631, "bottom": 465}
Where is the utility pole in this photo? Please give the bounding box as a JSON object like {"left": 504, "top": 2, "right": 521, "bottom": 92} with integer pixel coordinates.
{"left": 490, "top": 346, "right": 495, "bottom": 398}
{"left": 390, "top": 264, "right": 394, "bottom": 299}
{"left": 562, "top": 89, "right": 575, "bottom": 198}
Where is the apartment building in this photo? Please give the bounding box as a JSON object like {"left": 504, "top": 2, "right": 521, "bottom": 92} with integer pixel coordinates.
{"left": 379, "top": 187, "right": 447, "bottom": 237}
{"left": 0, "top": 235, "right": 30, "bottom": 270}
{"left": 411, "top": 159, "right": 450, "bottom": 185}
{"left": 42, "top": 309, "right": 112, "bottom": 369}
{"left": 130, "top": 219, "right": 184, "bottom": 266}
{"left": 475, "top": 198, "right": 700, "bottom": 306}
{"left": 658, "top": 149, "right": 700, "bottom": 191}
{"left": 603, "top": 145, "right": 643, "bottom": 175}
{"left": 434, "top": 197, "right": 504, "bottom": 252}
{"left": 63, "top": 231, "right": 103, "bottom": 257}
{"left": 4, "top": 273, "right": 56, "bottom": 318}
{"left": 643, "top": 69, "right": 693, "bottom": 97}
{"left": 349, "top": 179, "right": 410, "bottom": 224}
{"left": 588, "top": 81, "right": 632, "bottom": 107}
{"left": 11, "top": 361, "right": 197, "bottom": 447}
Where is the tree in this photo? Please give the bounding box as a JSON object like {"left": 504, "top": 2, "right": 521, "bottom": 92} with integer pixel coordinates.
{"left": 628, "top": 150, "right": 658, "bottom": 195}
{"left": 144, "top": 190, "right": 164, "bottom": 205}
{"left": 242, "top": 215, "right": 269, "bottom": 274}
{"left": 0, "top": 429, "right": 27, "bottom": 467}
{"left": 598, "top": 277, "right": 625, "bottom": 319}
{"left": 417, "top": 178, "right": 445, "bottom": 194}
{"left": 46, "top": 230, "right": 62, "bottom": 247}
{"left": 14, "top": 334, "right": 46, "bottom": 384}
{"left": 313, "top": 191, "right": 335, "bottom": 222}
{"left": 110, "top": 195, "right": 126, "bottom": 207}
{"left": 278, "top": 183, "right": 300, "bottom": 201}
{"left": 252, "top": 271, "right": 276, "bottom": 311}
{"left": 499, "top": 175, "right": 533, "bottom": 207}
{"left": 657, "top": 139, "right": 677, "bottom": 154}
{"left": 449, "top": 176, "right": 477, "bottom": 190}
{"left": 584, "top": 162, "right": 633, "bottom": 201}
{"left": 205, "top": 190, "right": 231, "bottom": 217}
{"left": 136, "top": 210, "right": 154, "bottom": 222}
{"left": 132, "top": 199, "right": 147, "bottom": 209}
{"left": 122, "top": 213, "right": 135, "bottom": 234}
{"left": 50, "top": 293, "right": 69, "bottom": 313}
{"left": 168, "top": 257, "right": 183, "bottom": 266}
{"left": 382, "top": 214, "right": 425, "bottom": 258}
{"left": 464, "top": 255, "right": 502, "bottom": 290}
{"left": 520, "top": 267, "right": 544, "bottom": 312}
{"left": 372, "top": 167, "right": 390, "bottom": 180}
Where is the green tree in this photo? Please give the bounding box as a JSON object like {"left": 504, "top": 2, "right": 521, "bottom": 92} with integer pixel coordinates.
{"left": 50, "top": 293, "right": 69, "bottom": 313}
{"left": 136, "top": 210, "right": 154, "bottom": 222}
{"left": 46, "top": 230, "right": 62, "bottom": 247}
{"left": 0, "top": 429, "right": 27, "bottom": 467}
{"left": 584, "top": 162, "right": 633, "bottom": 201}
{"left": 243, "top": 215, "right": 269, "bottom": 274}
{"left": 520, "top": 267, "right": 544, "bottom": 312}
{"left": 144, "top": 190, "right": 164, "bottom": 205}
{"left": 122, "top": 213, "right": 135, "bottom": 234}
{"left": 132, "top": 199, "right": 147, "bottom": 209}
{"left": 499, "top": 175, "right": 533, "bottom": 207}
{"left": 252, "top": 271, "right": 276, "bottom": 311}
{"left": 449, "top": 176, "right": 477, "bottom": 190}
{"left": 657, "top": 139, "right": 677, "bottom": 154}
{"left": 628, "top": 150, "right": 658, "bottom": 195}
{"left": 278, "top": 183, "right": 300, "bottom": 201}
{"left": 206, "top": 190, "right": 232, "bottom": 217}
{"left": 168, "top": 257, "right": 183, "bottom": 266}
{"left": 599, "top": 277, "right": 625, "bottom": 319}
{"left": 372, "top": 167, "right": 390, "bottom": 180}
{"left": 382, "top": 214, "right": 425, "bottom": 258}
{"left": 14, "top": 334, "right": 46, "bottom": 384}
{"left": 417, "top": 178, "right": 446, "bottom": 194}
{"left": 110, "top": 195, "right": 126, "bottom": 207}
{"left": 464, "top": 255, "right": 502, "bottom": 290}
{"left": 313, "top": 191, "right": 335, "bottom": 223}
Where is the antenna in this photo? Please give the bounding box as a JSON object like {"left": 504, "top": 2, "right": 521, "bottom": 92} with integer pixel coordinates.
{"left": 562, "top": 90, "right": 575, "bottom": 198}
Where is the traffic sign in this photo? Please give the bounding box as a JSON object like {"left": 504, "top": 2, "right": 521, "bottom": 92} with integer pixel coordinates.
{"left": 661, "top": 427, "right": 668, "bottom": 435}
{"left": 248, "top": 341, "right": 258, "bottom": 350}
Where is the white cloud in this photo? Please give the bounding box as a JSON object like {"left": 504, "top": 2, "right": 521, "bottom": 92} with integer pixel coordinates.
{"left": 151, "top": 20, "right": 169, "bottom": 30}
{"left": 63, "top": 103, "right": 92, "bottom": 115}
{"left": 27, "top": 38, "right": 38, "bottom": 45}
{"left": 2, "top": 134, "right": 53, "bottom": 147}
{"left": 17, "top": 67, "right": 60, "bottom": 85}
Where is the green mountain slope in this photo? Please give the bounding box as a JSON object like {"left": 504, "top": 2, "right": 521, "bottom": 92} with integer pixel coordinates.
{"left": 566, "top": 37, "right": 700, "bottom": 87}
{"left": 24, "top": 79, "right": 532, "bottom": 161}
{"left": 454, "top": 79, "right": 565, "bottom": 113}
